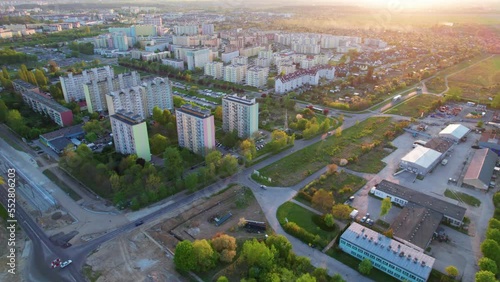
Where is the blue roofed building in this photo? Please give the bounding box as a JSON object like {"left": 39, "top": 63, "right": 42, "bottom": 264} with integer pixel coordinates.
{"left": 339, "top": 223, "right": 435, "bottom": 282}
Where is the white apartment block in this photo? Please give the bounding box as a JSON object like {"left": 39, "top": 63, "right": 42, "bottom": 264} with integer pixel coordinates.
{"left": 275, "top": 65, "right": 335, "bottom": 94}
{"left": 60, "top": 66, "right": 114, "bottom": 103}
{"left": 143, "top": 77, "right": 174, "bottom": 113}
{"left": 258, "top": 50, "right": 273, "bottom": 59}
{"left": 222, "top": 94, "right": 259, "bottom": 139}
{"left": 204, "top": 62, "right": 224, "bottom": 79}
{"left": 185, "top": 48, "right": 211, "bottom": 70}
{"left": 221, "top": 50, "right": 239, "bottom": 63}
{"left": 143, "top": 15, "right": 162, "bottom": 26}
{"left": 201, "top": 23, "right": 214, "bottom": 35}
{"left": 231, "top": 56, "right": 248, "bottom": 65}
{"left": 161, "top": 58, "right": 185, "bottom": 70}
{"left": 300, "top": 58, "right": 318, "bottom": 69}
{"left": 278, "top": 64, "right": 296, "bottom": 75}
{"left": 223, "top": 64, "right": 247, "bottom": 84}
{"left": 110, "top": 111, "right": 151, "bottom": 161}
{"left": 246, "top": 66, "right": 269, "bottom": 88}
{"left": 176, "top": 105, "right": 216, "bottom": 156}
{"left": 255, "top": 57, "right": 271, "bottom": 67}
{"left": 291, "top": 43, "right": 321, "bottom": 54}
{"left": 239, "top": 46, "right": 263, "bottom": 57}
{"left": 84, "top": 72, "right": 141, "bottom": 113}
{"left": 174, "top": 25, "right": 199, "bottom": 35}
{"left": 106, "top": 86, "right": 147, "bottom": 119}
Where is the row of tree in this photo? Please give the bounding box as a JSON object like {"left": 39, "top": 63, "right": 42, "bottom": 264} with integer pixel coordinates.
{"left": 475, "top": 192, "right": 500, "bottom": 282}
{"left": 0, "top": 48, "right": 37, "bottom": 64}
{"left": 68, "top": 42, "right": 95, "bottom": 55}
{"left": 174, "top": 234, "right": 346, "bottom": 282}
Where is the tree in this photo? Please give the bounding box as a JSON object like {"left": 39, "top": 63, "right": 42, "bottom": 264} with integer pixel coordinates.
{"left": 478, "top": 257, "right": 498, "bottom": 274}
{"left": 477, "top": 120, "right": 484, "bottom": 128}
{"left": 205, "top": 150, "right": 222, "bottom": 174}
{"left": 311, "top": 189, "right": 334, "bottom": 213}
{"left": 303, "top": 123, "right": 320, "bottom": 139}
{"left": 2, "top": 66, "right": 10, "bottom": 80}
{"left": 152, "top": 106, "right": 167, "bottom": 125}
{"left": 34, "top": 69, "right": 47, "bottom": 86}
{"left": 82, "top": 120, "right": 105, "bottom": 136}
{"left": 240, "top": 139, "right": 257, "bottom": 161}
{"left": 319, "top": 118, "right": 331, "bottom": 134}
{"left": 269, "top": 130, "right": 289, "bottom": 153}
{"left": 445, "top": 265, "right": 459, "bottom": 278}
{"left": 184, "top": 173, "right": 198, "bottom": 192}
{"left": 173, "top": 241, "right": 196, "bottom": 272}
{"left": 324, "top": 213, "right": 335, "bottom": 227}
{"left": 163, "top": 147, "right": 184, "bottom": 180}
{"left": 216, "top": 276, "right": 229, "bottom": 282}
{"left": 265, "top": 235, "right": 292, "bottom": 259}
{"left": 85, "top": 132, "right": 98, "bottom": 143}
{"left": 192, "top": 239, "right": 217, "bottom": 272}
{"left": 335, "top": 127, "right": 342, "bottom": 137}
{"left": 0, "top": 100, "right": 7, "bottom": 122}
{"left": 149, "top": 134, "right": 168, "bottom": 155}
{"left": 486, "top": 228, "right": 500, "bottom": 244}
{"left": 219, "top": 154, "right": 238, "bottom": 176}
{"left": 358, "top": 258, "right": 372, "bottom": 275}
{"left": 489, "top": 218, "right": 500, "bottom": 230}
{"left": 214, "top": 106, "right": 223, "bottom": 121}
{"left": 475, "top": 271, "right": 496, "bottom": 282}
{"left": 326, "top": 164, "right": 338, "bottom": 175}
{"left": 48, "top": 60, "right": 59, "bottom": 73}
{"left": 491, "top": 94, "right": 500, "bottom": 109}
{"left": 212, "top": 233, "right": 237, "bottom": 263}
{"left": 481, "top": 239, "right": 500, "bottom": 266}
{"left": 380, "top": 197, "right": 392, "bottom": 218}
{"left": 242, "top": 239, "right": 274, "bottom": 270}
{"left": 6, "top": 109, "right": 23, "bottom": 130}
{"left": 296, "top": 273, "right": 316, "bottom": 282}
{"left": 311, "top": 268, "right": 329, "bottom": 282}
{"left": 445, "top": 86, "right": 463, "bottom": 101}
{"left": 331, "top": 204, "right": 352, "bottom": 220}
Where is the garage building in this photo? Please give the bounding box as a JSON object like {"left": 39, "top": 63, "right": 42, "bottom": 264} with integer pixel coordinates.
{"left": 463, "top": 148, "right": 497, "bottom": 190}
{"left": 438, "top": 124, "right": 470, "bottom": 143}
{"left": 400, "top": 146, "right": 442, "bottom": 175}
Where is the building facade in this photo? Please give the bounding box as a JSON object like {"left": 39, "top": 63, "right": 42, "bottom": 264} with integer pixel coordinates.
{"left": 110, "top": 111, "right": 151, "bottom": 161}
{"left": 106, "top": 86, "right": 147, "bottom": 119}
{"left": 222, "top": 94, "right": 259, "bottom": 138}
{"left": 161, "top": 58, "right": 185, "bottom": 70}
{"left": 339, "top": 223, "right": 435, "bottom": 282}
{"left": 60, "top": 66, "right": 114, "bottom": 103}
{"left": 223, "top": 64, "right": 247, "bottom": 84}
{"left": 21, "top": 91, "right": 73, "bottom": 127}
{"left": 176, "top": 105, "right": 215, "bottom": 156}
{"left": 246, "top": 66, "right": 269, "bottom": 88}
{"left": 275, "top": 65, "right": 335, "bottom": 94}
{"left": 185, "top": 48, "right": 211, "bottom": 71}
{"left": 143, "top": 77, "right": 174, "bottom": 113}
{"left": 204, "top": 62, "right": 224, "bottom": 79}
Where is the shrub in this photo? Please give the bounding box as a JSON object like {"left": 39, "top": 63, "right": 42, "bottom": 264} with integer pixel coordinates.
{"left": 282, "top": 222, "right": 327, "bottom": 247}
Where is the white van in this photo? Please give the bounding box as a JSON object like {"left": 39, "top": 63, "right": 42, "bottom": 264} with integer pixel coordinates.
{"left": 413, "top": 140, "right": 427, "bottom": 148}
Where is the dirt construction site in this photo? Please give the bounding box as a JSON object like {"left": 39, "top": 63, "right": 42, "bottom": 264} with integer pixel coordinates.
{"left": 85, "top": 185, "right": 267, "bottom": 282}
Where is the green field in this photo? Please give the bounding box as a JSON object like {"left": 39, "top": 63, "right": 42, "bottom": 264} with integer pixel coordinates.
{"left": 425, "top": 76, "right": 447, "bottom": 94}
{"left": 258, "top": 117, "right": 404, "bottom": 186}
{"left": 444, "top": 189, "right": 481, "bottom": 207}
{"left": 299, "top": 171, "right": 367, "bottom": 204}
{"left": 277, "top": 201, "right": 338, "bottom": 245}
{"left": 386, "top": 94, "right": 442, "bottom": 118}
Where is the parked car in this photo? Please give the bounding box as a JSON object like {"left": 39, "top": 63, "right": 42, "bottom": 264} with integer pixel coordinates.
{"left": 134, "top": 220, "right": 144, "bottom": 226}
{"left": 60, "top": 260, "right": 72, "bottom": 268}
{"left": 360, "top": 216, "right": 367, "bottom": 223}
{"left": 366, "top": 213, "right": 370, "bottom": 218}
{"left": 260, "top": 185, "right": 267, "bottom": 190}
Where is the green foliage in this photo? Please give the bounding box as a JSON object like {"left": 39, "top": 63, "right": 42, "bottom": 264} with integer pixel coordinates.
{"left": 491, "top": 94, "right": 500, "bottom": 109}
{"left": 478, "top": 257, "right": 498, "bottom": 275}
{"left": 163, "top": 147, "right": 184, "bottom": 180}
{"left": 296, "top": 273, "right": 316, "bottom": 282}
{"left": 85, "top": 132, "right": 98, "bottom": 143}
{"left": 0, "top": 100, "right": 7, "bottom": 122}
{"left": 216, "top": 276, "right": 229, "bottom": 282}
{"left": 283, "top": 222, "right": 322, "bottom": 247}
{"left": 211, "top": 233, "right": 237, "bottom": 263}
{"left": 82, "top": 120, "right": 105, "bottom": 136}
{"left": 149, "top": 133, "right": 168, "bottom": 155}
{"left": 68, "top": 42, "right": 95, "bottom": 55}
{"left": 331, "top": 204, "right": 353, "bottom": 220}
{"left": 481, "top": 239, "right": 500, "bottom": 267}
{"left": 173, "top": 241, "right": 196, "bottom": 272}
{"left": 486, "top": 228, "right": 500, "bottom": 245}
{"left": 358, "top": 258, "right": 373, "bottom": 275}
{"left": 324, "top": 214, "right": 335, "bottom": 227}
{"left": 242, "top": 239, "right": 275, "bottom": 270}
{"left": 192, "top": 239, "right": 217, "bottom": 272}
{"left": 265, "top": 234, "right": 292, "bottom": 259}
{"left": 445, "top": 265, "right": 459, "bottom": 278}
{"left": 184, "top": 172, "right": 199, "bottom": 192}
{"left": 380, "top": 197, "right": 392, "bottom": 218}
{"left": 475, "top": 270, "right": 496, "bottom": 282}
{"left": 311, "top": 189, "right": 335, "bottom": 213}
{"left": 0, "top": 48, "right": 37, "bottom": 64}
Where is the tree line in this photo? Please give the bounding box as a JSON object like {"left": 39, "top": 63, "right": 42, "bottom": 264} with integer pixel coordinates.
{"left": 0, "top": 48, "right": 37, "bottom": 64}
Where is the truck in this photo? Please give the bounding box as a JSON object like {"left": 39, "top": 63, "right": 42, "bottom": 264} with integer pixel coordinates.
{"left": 441, "top": 159, "right": 448, "bottom": 166}
{"left": 393, "top": 95, "right": 402, "bottom": 102}
{"left": 350, "top": 209, "right": 359, "bottom": 219}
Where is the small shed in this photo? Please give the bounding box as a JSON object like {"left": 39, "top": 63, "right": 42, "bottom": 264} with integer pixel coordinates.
{"left": 439, "top": 124, "right": 470, "bottom": 143}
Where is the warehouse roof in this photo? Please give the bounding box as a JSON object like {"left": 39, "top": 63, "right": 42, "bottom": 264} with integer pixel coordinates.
{"left": 439, "top": 124, "right": 470, "bottom": 140}
{"left": 401, "top": 146, "right": 442, "bottom": 169}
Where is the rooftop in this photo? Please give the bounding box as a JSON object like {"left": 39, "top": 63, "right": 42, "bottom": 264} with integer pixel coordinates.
{"left": 401, "top": 146, "right": 442, "bottom": 169}
{"left": 464, "top": 148, "right": 497, "bottom": 184}
{"left": 391, "top": 202, "right": 443, "bottom": 250}
{"left": 223, "top": 94, "right": 256, "bottom": 106}
{"left": 111, "top": 110, "right": 144, "bottom": 126}
{"left": 22, "top": 91, "right": 71, "bottom": 113}
{"left": 479, "top": 130, "right": 500, "bottom": 144}
{"left": 439, "top": 124, "right": 470, "bottom": 139}
{"left": 376, "top": 180, "right": 466, "bottom": 221}
{"left": 40, "top": 124, "right": 84, "bottom": 141}
{"left": 342, "top": 223, "right": 435, "bottom": 279}
{"left": 13, "top": 79, "right": 38, "bottom": 90}
{"left": 177, "top": 104, "right": 212, "bottom": 119}
{"left": 425, "top": 138, "right": 454, "bottom": 153}
{"left": 50, "top": 137, "right": 73, "bottom": 152}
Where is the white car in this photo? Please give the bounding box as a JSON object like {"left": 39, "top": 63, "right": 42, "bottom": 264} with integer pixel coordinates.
{"left": 360, "top": 216, "right": 367, "bottom": 223}
{"left": 60, "top": 260, "right": 72, "bottom": 268}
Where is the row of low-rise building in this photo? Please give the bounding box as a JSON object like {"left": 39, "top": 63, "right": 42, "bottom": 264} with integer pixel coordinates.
{"left": 204, "top": 62, "right": 269, "bottom": 88}
{"left": 274, "top": 65, "right": 336, "bottom": 94}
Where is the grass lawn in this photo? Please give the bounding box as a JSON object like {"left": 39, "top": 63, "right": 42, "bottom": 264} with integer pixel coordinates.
{"left": 43, "top": 169, "right": 82, "bottom": 201}
{"left": 385, "top": 94, "right": 442, "bottom": 118}
{"left": 345, "top": 146, "right": 392, "bottom": 174}
{"left": 277, "top": 201, "right": 339, "bottom": 245}
{"left": 426, "top": 76, "right": 446, "bottom": 93}
{"left": 444, "top": 189, "right": 481, "bottom": 207}
{"left": 258, "top": 117, "right": 404, "bottom": 186}
{"left": 299, "top": 170, "right": 367, "bottom": 204}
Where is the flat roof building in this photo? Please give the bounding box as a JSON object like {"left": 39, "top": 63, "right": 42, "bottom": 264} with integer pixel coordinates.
{"left": 339, "top": 223, "right": 435, "bottom": 282}
{"left": 479, "top": 130, "right": 500, "bottom": 156}
{"left": 463, "top": 148, "right": 497, "bottom": 190}
{"left": 400, "top": 146, "right": 443, "bottom": 175}
{"left": 222, "top": 94, "right": 259, "bottom": 139}
{"left": 39, "top": 124, "right": 84, "bottom": 153}
{"left": 176, "top": 105, "right": 215, "bottom": 156}
{"left": 21, "top": 91, "right": 73, "bottom": 127}
{"left": 371, "top": 180, "right": 466, "bottom": 227}
{"left": 12, "top": 79, "right": 39, "bottom": 94}
{"left": 110, "top": 111, "right": 151, "bottom": 161}
{"left": 439, "top": 124, "right": 470, "bottom": 143}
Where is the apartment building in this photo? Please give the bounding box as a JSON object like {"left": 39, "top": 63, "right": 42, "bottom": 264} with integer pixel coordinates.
{"left": 106, "top": 86, "right": 147, "bottom": 119}
{"left": 110, "top": 110, "right": 151, "bottom": 161}
{"left": 60, "top": 66, "right": 114, "bottom": 103}
{"left": 185, "top": 48, "right": 211, "bottom": 70}
{"left": 143, "top": 77, "right": 174, "bottom": 113}
{"left": 21, "top": 91, "right": 73, "bottom": 127}
{"left": 246, "top": 66, "right": 269, "bottom": 88}
{"left": 84, "top": 72, "right": 141, "bottom": 113}
{"left": 275, "top": 65, "right": 335, "bottom": 94}
{"left": 222, "top": 94, "right": 259, "bottom": 138}
{"left": 223, "top": 64, "right": 247, "bottom": 84}
{"left": 255, "top": 57, "right": 271, "bottom": 68}
{"left": 258, "top": 50, "right": 273, "bottom": 59}
{"left": 174, "top": 25, "right": 199, "bottom": 35}
{"left": 204, "top": 62, "right": 224, "bottom": 79}
{"left": 221, "top": 50, "right": 239, "bottom": 63}
{"left": 201, "top": 23, "right": 215, "bottom": 35}
{"left": 161, "top": 58, "right": 185, "bottom": 70}
{"left": 291, "top": 43, "right": 321, "bottom": 54}
{"left": 231, "top": 56, "right": 248, "bottom": 65}
{"left": 339, "top": 223, "right": 435, "bottom": 282}
{"left": 278, "top": 64, "right": 296, "bottom": 75}
{"left": 12, "top": 79, "right": 39, "bottom": 94}
{"left": 176, "top": 104, "right": 215, "bottom": 156}
{"left": 143, "top": 15, "right": 163, "bottom": 26}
